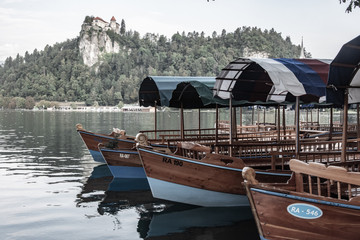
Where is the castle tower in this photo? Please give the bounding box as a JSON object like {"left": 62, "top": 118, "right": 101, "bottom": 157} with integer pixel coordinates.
{"left": 109, "top": 16, "right": 120, "bottom": 33}
{"left": 300, "top": 37, "right": 305, "bottom": 58}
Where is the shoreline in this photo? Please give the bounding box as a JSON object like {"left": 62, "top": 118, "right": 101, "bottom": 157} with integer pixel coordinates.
{"left": 1, "top": 105, "right": 155, "bottom": 112}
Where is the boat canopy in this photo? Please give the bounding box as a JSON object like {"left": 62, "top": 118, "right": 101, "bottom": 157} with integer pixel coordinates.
{"left": 138, "top": 76, "right": 215, "bottom": 107}
{"left": 327, "top": 35, "right": 360, "bottom": 106}
{"left": 169, "top": 81, "right": 225, "bottom": 108}
{"left": 214, "top": 58, "right": 331, "bottom": 104}
{"left": 139, "top": 76, "right": 283, "bottom": 109}
{"left": 170, "top": 81, "right": 291, "bottom": 108}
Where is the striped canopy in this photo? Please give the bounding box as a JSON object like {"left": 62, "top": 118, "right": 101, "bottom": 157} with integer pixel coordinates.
{"left": 214, "top": 58, "right": 331, "bottom": 104}
{"left": 327, "top": 35, "right": 360, "bottom": 106}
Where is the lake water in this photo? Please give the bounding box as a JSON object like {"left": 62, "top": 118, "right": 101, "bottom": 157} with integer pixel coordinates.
{"left": 0, "top": 110, "right": 261, "bottom": 240}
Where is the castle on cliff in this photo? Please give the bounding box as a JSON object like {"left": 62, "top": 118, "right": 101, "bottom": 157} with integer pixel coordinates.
{"left": 91, "top": 16, "right": 120, "bottom": 33}
{"left": 79, "top": 16, "right": 122, "bottom": 66}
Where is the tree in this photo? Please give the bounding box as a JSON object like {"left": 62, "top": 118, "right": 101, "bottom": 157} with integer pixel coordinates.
{"left": 120, "top": 19, "right": 126, "bottom": 35}
{"left": 14, "top": 97, "right": 26, "bottom": 109}
{"left": 84, "top": 16, "right": 94, "bottom": 24}
{"left": 340, "top": 0, "right": 360, "bottom": 12}
{"left": 25, "top": 96, "right": 36, "bottom": 109}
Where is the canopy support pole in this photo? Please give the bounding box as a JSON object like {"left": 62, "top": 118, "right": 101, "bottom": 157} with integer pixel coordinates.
{"left": 257, "top": 108, "right": 260, "bottom": 131}
{"left": 251, "top": 107, "right": 255, "bottom": 126}
{"left": 282, "top": 106, "right": 286, "bottom": 140}
{"left": 357, "top": 104, "right": 360, "bottom": 151}
{"left": 317, "top": 108, "right": 320, "bottom": 126}
{"left": 239, "top": 107, "right": 243, "bottom": 134}
{"left": 274, "top": 107, "right": 277, "bottom": 130}
{"left": 263, "top": 108, "right": 266, "bottom": 125}
{"left": 306, "top": 109, "right": 309, "bottom": 128}
{"left": 215, "top": 104, "right": 219, "bottom": 148}
{"left": 198, "top": 108, "right": 201, "bottom": 137}
{"left": 277, "top": 106, "right": 281, "bottom": 142}
{"left": 341, "top": 91, "right": 349, "bottom": 162}
{"left": 180, "top": 103, "right": 184, "bottom": 139}
{"left": 154, "top": 101, "right": 157, "bottom": 140}
{"left": 329, "top": 106, "right": 333, "bottom": 141}
{"left": 233, "top": 107, "right": 237, "bottom": 140}
{"left": 229, "top": 97, "right": 233, "bottom": 157}
{"left": 295, "top": 96, "right": 300, "bottom": 159}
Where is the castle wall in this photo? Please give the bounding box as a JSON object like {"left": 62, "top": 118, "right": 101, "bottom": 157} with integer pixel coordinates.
{"left": 92, "top": 19, "right": 107, "bottom": 29}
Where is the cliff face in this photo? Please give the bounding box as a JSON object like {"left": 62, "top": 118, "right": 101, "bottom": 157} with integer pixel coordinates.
{"left": 79, "top": 19, "right": 120, "bottom": 67}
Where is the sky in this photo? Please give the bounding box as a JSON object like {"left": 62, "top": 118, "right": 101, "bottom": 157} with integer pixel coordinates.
{"left": 0, "top": 0, "right": 359, "bottom": 62}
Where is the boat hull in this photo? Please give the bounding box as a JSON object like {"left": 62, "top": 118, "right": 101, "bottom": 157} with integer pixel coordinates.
{"left": 147, "top": 177, "right": 249, "bottom": 207}
{"left": 88, "top": 149, "right": 106, "bottom": 163}
{"left": 100, "top": 148, "right": 146, "bottom": 178}
{"left": 77, "top": 129, "right": 136, "bottom": 163}
{"left": 246, "top": 186, "right": 360, "bottom": 240}
{"left": 138, "top": 146, "right": 290, "bottom": 207}
{"left": 107, "top": 165, "right": 146, "bottom": 179}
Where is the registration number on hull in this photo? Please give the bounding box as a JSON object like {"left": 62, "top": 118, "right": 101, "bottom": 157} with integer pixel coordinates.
{"left": 119, "top": 153, "right": 130, "bottom": 159}
{"left": 287, "top": 203, "right": 323, "bottom": 219}
{"left": 162, "top": 157, "right": 183, "bottom": 166}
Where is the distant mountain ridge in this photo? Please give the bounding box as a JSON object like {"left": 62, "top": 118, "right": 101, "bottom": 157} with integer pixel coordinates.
{"left": 0, "top": 15, "right": 307, "bottom": 108}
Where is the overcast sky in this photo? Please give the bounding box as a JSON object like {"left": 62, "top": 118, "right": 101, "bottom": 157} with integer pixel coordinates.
{"left": 0, "top": 0, "right": 359, "bottom": 62}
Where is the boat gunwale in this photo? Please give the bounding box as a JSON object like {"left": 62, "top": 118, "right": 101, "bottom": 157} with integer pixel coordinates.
{"left": 78, "top": 130, "right": 136, "bottom": 143}
{"left": 250, "top": 187, "right": 360, "bottom": 210}
{"left": 138, "top": 146, "right": 292, "bottom": 177}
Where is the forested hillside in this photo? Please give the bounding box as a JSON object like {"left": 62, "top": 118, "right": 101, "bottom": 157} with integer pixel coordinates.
{"left": 0, "top": 16, "right": 307, "bottom": 108}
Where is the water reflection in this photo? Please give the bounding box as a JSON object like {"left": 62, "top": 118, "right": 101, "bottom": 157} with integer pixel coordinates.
{"left": 144, "top": 205, "right": 256, "bottom": 239}
{"left": 76, "top": 164, "right": 113, "bottom": 207}
{"left": 0, "top": 111, "right": 261, "bottom": 240}
{"left": 78, "top": 163, "right": 260, "bottom": 239}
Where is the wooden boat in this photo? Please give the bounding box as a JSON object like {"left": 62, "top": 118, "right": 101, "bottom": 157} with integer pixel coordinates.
{"left": 76, "top": 123, "right": 175, "bottom": 165}
{"left": 243, "top": 159, "right": 360, "bottom": 240}
{"left": 97, "top": 133, "right": 174, "bottom": 179}
{"left": 137, "top": 135, "right": 291, "bottom": 207}
{"left": 76, "top": 123, "right": 135, "bottom": 163}
{"left": 98, "top": 144, "right": 145, "bottom": 178}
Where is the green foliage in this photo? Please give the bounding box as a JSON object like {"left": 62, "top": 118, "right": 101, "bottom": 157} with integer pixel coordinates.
{"left": 70, "top": 103, "right": 77, "bottom": 109}
{"left": 120, "top": 19, "right": 126, "bottom": 35}
{"left": 0, "top": 96, "right": 35, "bottom": 109}
{"left": 84, "top": 16, "right": 94, "bottom": 24}
{"left": 14, "top": 97, "right": 26, "bottom": 109}
{"left": 0, "top": 22, "right": 304, "bottom": 107}
{"left": 0, "top": 96, "right": 12, "bottom": 108}
{"left": 117, "top": 101, "right": 124, "bottom": 109}
{"left": 25, "top": 96, "right": 36, "bottom": 109}
{"left": 340, "top": 0, "right": 360, "bottom": 12}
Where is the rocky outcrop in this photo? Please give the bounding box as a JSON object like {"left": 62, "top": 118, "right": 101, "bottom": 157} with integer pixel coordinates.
{"left": 79, "top": 17, "right": 121, "bottom": 67}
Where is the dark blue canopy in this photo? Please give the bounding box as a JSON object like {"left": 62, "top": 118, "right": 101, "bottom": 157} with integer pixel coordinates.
{"left": 326, "top": 35, "right": 360, "bottom": 106}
